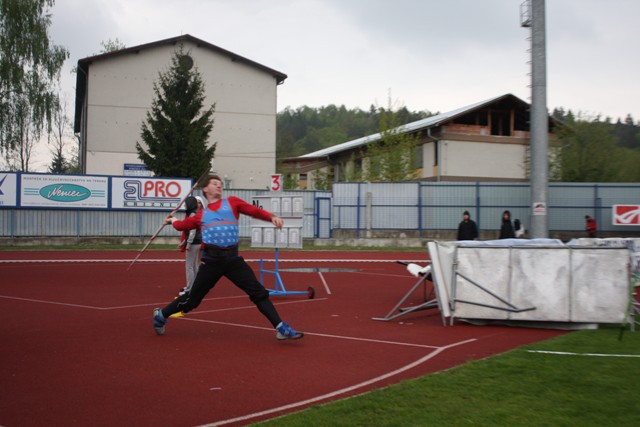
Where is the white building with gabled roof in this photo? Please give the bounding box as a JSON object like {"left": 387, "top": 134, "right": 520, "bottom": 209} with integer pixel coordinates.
{"left": 74, "top": 34, "right": 286, "bottom": 188}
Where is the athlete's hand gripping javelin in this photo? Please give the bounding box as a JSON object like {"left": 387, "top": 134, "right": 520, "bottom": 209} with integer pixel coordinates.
{"left": 270, "top": 215, "right": 284, "bottom": 229}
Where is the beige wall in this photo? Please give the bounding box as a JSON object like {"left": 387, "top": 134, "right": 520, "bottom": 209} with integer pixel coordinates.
{"left": 421, "top": 140, "right": 527, "bottom": 180}
{"left": 84, "top": 40, "right": 278, "bottom": 188}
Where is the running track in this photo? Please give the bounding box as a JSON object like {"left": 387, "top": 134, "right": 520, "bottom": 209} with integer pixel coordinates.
{"left": 0, "top": 250, "right": 565, "bottom": 426}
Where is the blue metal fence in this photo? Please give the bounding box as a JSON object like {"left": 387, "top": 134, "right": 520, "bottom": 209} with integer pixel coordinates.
{"left": 331, "top": 182, "right": 640, "bottom": 236}
{"left": 0, "top": 189, "right": 331, "bottom": 239}
{"left": 1, "top": 182, "right": 638, "bottom": 239}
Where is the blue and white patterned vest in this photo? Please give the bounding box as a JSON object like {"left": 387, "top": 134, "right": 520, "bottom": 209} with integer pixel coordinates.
{"left": 201, "top": 199, "right": 239, "bottom": 247}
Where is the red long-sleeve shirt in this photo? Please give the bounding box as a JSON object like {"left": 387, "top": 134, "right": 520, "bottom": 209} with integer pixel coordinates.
{"left": 171, "top": 196, "right": 274, "bottom": 232}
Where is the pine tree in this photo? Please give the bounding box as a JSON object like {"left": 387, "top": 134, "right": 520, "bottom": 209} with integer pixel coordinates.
{"left": 136, "top": 46, "right": 215, "bottom": 181}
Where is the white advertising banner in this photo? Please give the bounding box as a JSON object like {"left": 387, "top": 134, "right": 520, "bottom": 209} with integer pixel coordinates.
{"left": 0, "top": 172, "right": 18, "bottom": 207}
{"left": 20, "top": 174, "right": 108, "bottom": 208}
{"left": 111, "top": 177, "right": 192, "bottom": 210}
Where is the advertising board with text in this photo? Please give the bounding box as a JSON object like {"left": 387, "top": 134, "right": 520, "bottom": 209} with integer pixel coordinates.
{"left": 0, "top": 172, "right": 18, "bottom": 207}
{"left": 20, "top": 174, "right": 108, "bottom": 208}
{"left": 111, "top": 177, "right": 192, "bottom": 210}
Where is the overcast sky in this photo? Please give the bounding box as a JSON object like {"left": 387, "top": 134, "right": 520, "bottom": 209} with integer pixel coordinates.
{"left": 32, "top": 0, "right": 639, "bottom": 170}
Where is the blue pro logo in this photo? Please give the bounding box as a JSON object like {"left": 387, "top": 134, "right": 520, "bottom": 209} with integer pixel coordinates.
{"left": 39, "top": 184, "right": 90, "bottom": 202}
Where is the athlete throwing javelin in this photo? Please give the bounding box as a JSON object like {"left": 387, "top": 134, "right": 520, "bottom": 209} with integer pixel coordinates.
{"left": 152, "top": 174, "right": 303, "bottom": 340}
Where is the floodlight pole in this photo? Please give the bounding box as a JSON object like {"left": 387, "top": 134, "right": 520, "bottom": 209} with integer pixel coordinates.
{"left": 524, "top": 0, "right": 549, "bottom": 238}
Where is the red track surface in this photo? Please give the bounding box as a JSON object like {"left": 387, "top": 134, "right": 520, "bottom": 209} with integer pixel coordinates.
{"left": 0, "top": 250, "right": 565, "bottom": 426}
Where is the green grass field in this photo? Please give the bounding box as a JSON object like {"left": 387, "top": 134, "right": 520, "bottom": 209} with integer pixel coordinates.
{"left": 256, "top": 325, "right": 640, "bottom": 426}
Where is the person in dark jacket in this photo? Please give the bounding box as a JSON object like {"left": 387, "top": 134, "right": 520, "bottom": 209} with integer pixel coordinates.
{"left": 499, "top": 210, "right": 515, "bottom": 239}
{"left": 457, "top": 210, "right": 479, "bottom": 240}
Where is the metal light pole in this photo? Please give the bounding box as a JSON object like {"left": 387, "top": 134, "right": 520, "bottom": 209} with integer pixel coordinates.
{"left": 522, "top": 0, "right": 549, "bottom": 238}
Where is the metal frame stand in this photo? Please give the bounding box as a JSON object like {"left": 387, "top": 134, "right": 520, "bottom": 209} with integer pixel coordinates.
{"left": 260, "top": 248, "right": 314, "bottom": 298}
{"left": 452, "top": 271, "right": 537, "bottom": 315}
{"left": 372, "top": 271, "right": 445, "bottom": 325}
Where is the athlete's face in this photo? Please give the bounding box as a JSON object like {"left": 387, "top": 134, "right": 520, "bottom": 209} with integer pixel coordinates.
{"left": 204, "top": 178, "right": 223, "bottom": 199}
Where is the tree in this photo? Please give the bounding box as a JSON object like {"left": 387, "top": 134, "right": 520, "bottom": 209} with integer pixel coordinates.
{"left": 0, "top": 0, "right": 69, "bottom": 152}
{"left": 99, "top": 38, "right": 126, "bottom": 53}
{"left": 362, "top": 101, "right": 420, "bottom": 182}
{"left": 3, "top": 94, "right": 38, "bottom": 171}
{"left": 48, "top": 93, "right": 75, "bottom": 173}
{"left": 71, "top": 38, "right": 125, "bottom": 75}
{"left": 275, "top": 103, "right": 431, "bottom": 161}
{"left": 136, "top": 46, "right": 216, "bottom": 181}
{"left": 613, "top": 114, "right": 640, "bottom": 149}
{"left": 554, "top": 118, "right": 622, "bottom": 182}
{"left": 311, "top": 169, "right": 332, "bottom": 191}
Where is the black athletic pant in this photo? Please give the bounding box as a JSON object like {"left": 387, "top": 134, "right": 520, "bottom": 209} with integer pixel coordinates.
{"left": 161, "top": 255, "right": 282, "bottom": 327}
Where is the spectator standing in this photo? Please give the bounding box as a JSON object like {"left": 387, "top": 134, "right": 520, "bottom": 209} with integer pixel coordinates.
{"left": 457, "top": 210, "right": 479, "bottom": 241}
{"left": 514, "top": 218, "right": 525, "bottom": 238}
{"left": 178, "top": 196, "right": 204, "bottom": 295}
{"left": 499, "top": 210, "right": 516, "bottom": 239}
{"left": 585, "top": 215, "right": 598, "bottom": 238}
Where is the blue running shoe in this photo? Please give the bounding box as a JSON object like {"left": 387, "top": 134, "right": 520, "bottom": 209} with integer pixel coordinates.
{"left": 153, "top": 308, "right": 167, "bottom": 335}
{"left": 275, "top": 322, "right": 303, "bottom": 340}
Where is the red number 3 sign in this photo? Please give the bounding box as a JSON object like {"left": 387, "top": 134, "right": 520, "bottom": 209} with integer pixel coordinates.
{"left": 270, "top": 174, "right": 282, "bottom": 192}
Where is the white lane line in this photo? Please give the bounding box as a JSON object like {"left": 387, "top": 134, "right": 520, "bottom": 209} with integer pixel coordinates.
{"left": 179, "top": 316, "right": 440, "bottom": 350}
{"left": 199, "top": 337, "right": 478, "bottom": 427}
{"left": 0, "top": 294, "right": 248, "bottom": 310}
{"left": 527, "top": 350, "right": 640, "bottom": 358}
{"left": 0, "top": 295, "right": 103, "bottom": 309}
{"left": 318, "top": 271, "right": 332, "bottom": 295}
{"left": 0, "top": 259, "right": 184, "bottom": 263}
{"left": 0, "top": 258, "right": 427, "bottom": 264}
{"left": 193, "top": 297, "right": 328, "bottom": 314}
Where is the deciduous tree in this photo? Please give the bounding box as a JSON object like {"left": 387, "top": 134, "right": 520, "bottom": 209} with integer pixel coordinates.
{"left": 363, "top": 100, "right": 420, "bottom": 182}
{"left": 0, "top": 0, "right": 69, "bottom": 152}
{"left": 48, "top": 93, "right": 75, "bottom": 173}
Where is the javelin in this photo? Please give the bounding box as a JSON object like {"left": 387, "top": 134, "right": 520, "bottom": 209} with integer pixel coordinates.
{"left": 127, "top": 169, "right": 211, "bottom": 270}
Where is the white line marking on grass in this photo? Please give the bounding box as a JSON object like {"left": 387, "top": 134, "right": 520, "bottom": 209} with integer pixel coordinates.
{"left": 527, "top": 350, "right": 640, "bottom": 358}
{"left": 318, "top": 272, "right": 332, "bottom": 295}
{"left": 198, "top": 337, "right": 477, "bottom": 427}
